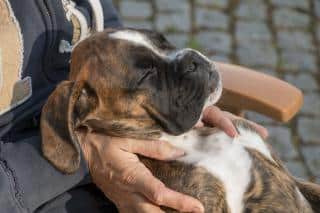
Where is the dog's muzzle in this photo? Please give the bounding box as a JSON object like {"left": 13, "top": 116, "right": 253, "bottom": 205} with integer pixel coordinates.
{"left": 174, "top": 48, "right": 221, "bottom": 94}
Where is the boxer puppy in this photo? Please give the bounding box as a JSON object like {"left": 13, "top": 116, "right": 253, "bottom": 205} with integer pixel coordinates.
{"left": 41, "top": 28, "right": 320, "bottom": 212}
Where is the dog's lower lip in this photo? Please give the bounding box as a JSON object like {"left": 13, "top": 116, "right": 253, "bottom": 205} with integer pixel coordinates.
{"left": 208, "top": 70, "right": 215, "bottom": 79}
{"left": 209, "top": 85, "right": 216, "bottom": 93}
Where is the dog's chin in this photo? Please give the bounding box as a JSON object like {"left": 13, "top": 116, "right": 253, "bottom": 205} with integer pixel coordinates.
{"left": 203, "top": 62, "right": 223, "bottom": 108}
{"left": 196, "top": 77, "right": 223, "bottom": 126}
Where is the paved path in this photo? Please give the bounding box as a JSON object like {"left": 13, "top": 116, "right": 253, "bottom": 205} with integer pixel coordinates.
{"left": 112, "top": 0, "right": 320, "bottom": 183}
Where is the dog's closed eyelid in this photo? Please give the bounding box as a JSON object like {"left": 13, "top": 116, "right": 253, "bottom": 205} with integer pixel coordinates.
{"left": 134, "top": 58, "right": 155, "bottom": 70}
{"left": 136, "top": 69, "right": 155, "bottom": 87}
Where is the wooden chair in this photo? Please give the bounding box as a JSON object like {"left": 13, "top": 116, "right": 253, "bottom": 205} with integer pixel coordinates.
{"left": 215, "top": 62, "right": 303, "bottom": 122}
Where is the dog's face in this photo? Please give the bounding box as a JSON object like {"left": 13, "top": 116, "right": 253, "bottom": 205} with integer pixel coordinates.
{"left": 41, "top": 28, "right": 221, "bottom": 173}
{"left": 69, "top": 29, "right": 222, "bottom": 136}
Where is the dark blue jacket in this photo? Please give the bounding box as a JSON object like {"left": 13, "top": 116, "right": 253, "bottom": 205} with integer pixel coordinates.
{"left": 0, "top": 0, "right": 122, "bottom": 212}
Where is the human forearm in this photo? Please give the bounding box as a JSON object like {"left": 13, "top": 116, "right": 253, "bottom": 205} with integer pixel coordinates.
{"left": 100, "top": 0, "right": 123, "bottom": 28}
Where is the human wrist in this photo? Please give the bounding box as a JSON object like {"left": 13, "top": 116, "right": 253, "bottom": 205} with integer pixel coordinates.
{"left": 78, "top": 135, "right": 94, "bottom": 167}
{"left": 78, "top": 133, "right": 107, "bottom": 171}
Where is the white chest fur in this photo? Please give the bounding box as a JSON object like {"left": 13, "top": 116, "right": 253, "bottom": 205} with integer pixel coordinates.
{"left": 160, "top": 127, "right": 273, "bottom": 213}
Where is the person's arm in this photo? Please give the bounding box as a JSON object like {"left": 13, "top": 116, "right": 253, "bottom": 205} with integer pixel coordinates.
{"left": 78, "top": 106, "right": 268, "bottom": 213}
{"left": 100, "top": 0, "right": 123, "bottom": 28}
{"left": 0, "top": 134, "right": 89, "bottom": 213}
{"left": 0, "top": 1, "right": 123, "bottom": 211}
{"left": 0, "top": 1, "right": 123, "bottom": 212}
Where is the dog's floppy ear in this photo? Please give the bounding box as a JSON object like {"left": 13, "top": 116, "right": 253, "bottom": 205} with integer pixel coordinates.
{"left": 41, "top": 80, "right": 93, "bottom": 174}
{"left": 296, "top": 179, "right": 320, "bottom": 212}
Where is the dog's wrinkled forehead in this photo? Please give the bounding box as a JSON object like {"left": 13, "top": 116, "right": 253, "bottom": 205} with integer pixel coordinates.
{"left": 109, "top": 29, "right": 212, "bottom": 64}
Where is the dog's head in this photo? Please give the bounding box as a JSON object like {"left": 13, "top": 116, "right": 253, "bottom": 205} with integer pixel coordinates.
{"left": 41, "top": 29, "right": 320, "bottom": 212}
{"left": 41, "top": 28, "right": 222, "bottom": 173}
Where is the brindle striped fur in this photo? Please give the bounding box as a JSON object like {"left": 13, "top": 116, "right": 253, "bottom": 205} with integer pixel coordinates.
{"left": 41, "top": 29, "right": 320, "bottom": 212}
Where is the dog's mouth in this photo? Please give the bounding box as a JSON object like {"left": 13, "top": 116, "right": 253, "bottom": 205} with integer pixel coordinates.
{"left": 205, "top": 73, "right": 223, "bottom": 108}
{"left": 196, "top": 63, "right": 223, "bottom": 125}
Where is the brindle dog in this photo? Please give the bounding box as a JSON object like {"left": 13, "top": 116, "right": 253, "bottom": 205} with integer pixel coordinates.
{"left": 41, "top": 29, "right": 320, "bottom": 213}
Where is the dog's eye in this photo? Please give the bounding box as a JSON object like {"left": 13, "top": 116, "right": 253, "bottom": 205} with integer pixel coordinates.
{"left": 135, "top": 60, "right": 156, "bottom": 86}
{"left": 186, "top": 62, "right": 197, "bottom": 73}
{"left": 135, "top": 59, "right": 155, "bottom": 72}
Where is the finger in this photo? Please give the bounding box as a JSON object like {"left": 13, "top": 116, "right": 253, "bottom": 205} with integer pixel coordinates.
{"left": 105, "top": 183, "right": 165, "bottom": 213}
{"left": 216, "top": 110, "right": 269, "bottom": 139}
{"left": 155, "top": 188, "right": 204, "bottom": 213}
{"left": 221, "top": 111, "right": 239, "bottom": 120}
{"left": 217, "top": 116, "right": 238, "bottom": 137}
{"left": 194, "top": 120, "right": 204, "bottom": 128}
{"left": 134, "top": 170, "right": 204, "bottom": 213}
{"left": 222, "top": 111, "right": 269, "bottom": 138}
{"left": 133, "top": 193, "right": 166, "bottom": 213}
{"left": 245, "top": 120, "right": 269, "bottom": 139}
{"left": 202, "top": 105, "right": 221, "bottom": 125}
{"left": 120, "top": 138, "right": 185, "bottom": 161}
{"left": 202, "top": 106, "right": 238, "bottom": 137}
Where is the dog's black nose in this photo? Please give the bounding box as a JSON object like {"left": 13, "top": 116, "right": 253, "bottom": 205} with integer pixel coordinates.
{"left": 177, "top": 50, "right": 211, "bottom": 76}
{"left": 185, "top": 60, "right": 198, "bottom": 73}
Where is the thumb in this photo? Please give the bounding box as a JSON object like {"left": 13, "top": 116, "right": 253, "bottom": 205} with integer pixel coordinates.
{"left": 121, "top": 139, "right": 185, "bottom": 161}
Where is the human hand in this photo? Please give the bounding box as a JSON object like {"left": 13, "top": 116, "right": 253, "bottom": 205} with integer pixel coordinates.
{"left": 80, "top": 133, "right": 204, "bottom": 213}
{"left": 197, "top": 106, "right": 268, "bottom": 139}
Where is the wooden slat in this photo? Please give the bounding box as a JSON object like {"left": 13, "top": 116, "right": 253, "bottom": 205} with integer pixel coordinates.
{"left": 215, "top": 62, "right": 304, "bottom": 122}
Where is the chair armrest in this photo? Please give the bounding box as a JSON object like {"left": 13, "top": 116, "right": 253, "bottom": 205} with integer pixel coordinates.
{"left": 215, "top": 62, "right": 303, "bottom": 122}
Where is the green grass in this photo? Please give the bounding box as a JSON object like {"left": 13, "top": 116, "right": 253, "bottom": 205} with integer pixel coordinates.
{"left": 186, "top": 38, "right": 204, "bottom": 52}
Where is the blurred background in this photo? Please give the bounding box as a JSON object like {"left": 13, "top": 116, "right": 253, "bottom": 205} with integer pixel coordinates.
{"left": 112, "top": 0, "right": 320, "bottom": 182}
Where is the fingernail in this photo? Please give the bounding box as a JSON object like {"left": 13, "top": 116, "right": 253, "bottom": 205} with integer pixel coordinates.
{"left": 228, "top": 129, "right": 238, "bottom": 138}
{"left": 232, "top": 131, "right": 238, "bottom": 137}
{"left": 173, "top": 149, "right": 185, "bottom": 157}
{"left": 192, "top": 206, "right": 204, "bottom": 213}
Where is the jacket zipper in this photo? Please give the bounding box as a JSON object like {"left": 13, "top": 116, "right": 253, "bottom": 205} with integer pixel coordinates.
{"left": 61, "top": 0, "right": 90, "bottom": 42}
{"left": 43, "top": 0, "right": 58, "bottom": 57}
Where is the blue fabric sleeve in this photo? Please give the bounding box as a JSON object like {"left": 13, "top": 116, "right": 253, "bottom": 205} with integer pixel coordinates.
{"left": 0, "top": 1, "right": 122, "bottom": 212}
{"left": 101, "top": 0, "right": 123, "bottom": 28}
{"left": 0, "top": 135, "right": 88, "bottom": 213}
{"left": 0, "top": 134, "right": 90, "bottom": 213}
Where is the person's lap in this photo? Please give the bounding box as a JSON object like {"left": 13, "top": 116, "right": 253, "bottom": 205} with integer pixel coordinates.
{"left": 35, "top": 184, "right": 118, "bottom": 213}
{"left": 2, "top": 127, "right": 118, "bottom": 213}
